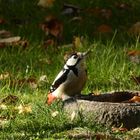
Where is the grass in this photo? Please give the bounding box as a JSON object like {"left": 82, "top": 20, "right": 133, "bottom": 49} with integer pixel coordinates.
{"left": 0, "top": 0, "right": 140, "bottom": 139}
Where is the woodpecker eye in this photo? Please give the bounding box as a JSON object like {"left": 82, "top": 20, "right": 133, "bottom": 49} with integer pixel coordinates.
{"left": 73, "top": 55, "right": 78, "bottom": 59}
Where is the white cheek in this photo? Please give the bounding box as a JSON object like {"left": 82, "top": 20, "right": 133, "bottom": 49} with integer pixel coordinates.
{"left": 67, "top": 58, "right": 77, "bottom": 66}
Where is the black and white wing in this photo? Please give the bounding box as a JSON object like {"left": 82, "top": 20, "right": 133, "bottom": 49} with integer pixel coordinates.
{"left": 50, "top": 69, "right": 70, "bottom": 93}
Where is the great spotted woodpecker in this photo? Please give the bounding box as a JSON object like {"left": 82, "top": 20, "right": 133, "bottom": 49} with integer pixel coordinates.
{"left": 47, "top": 50, "right": 90, "bottom": 105}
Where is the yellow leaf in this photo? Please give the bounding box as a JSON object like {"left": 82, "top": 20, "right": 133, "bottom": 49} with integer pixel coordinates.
{"left": 73, "top": 36, "right": 83, "bottom": 48}
{"left": 0, "top": 104, "right": 7, "bottom": 110}
{"left": 16, "top": 104, "right": 32, "bottom": 114}
{"left": 0, "top": 72, "right": 10, "bottom": 80}
{"left": 51, "top": 111, "right": 59, "bottom": 117}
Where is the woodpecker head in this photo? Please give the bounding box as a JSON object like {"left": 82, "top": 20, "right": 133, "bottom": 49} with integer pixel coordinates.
{"left": 65, "top": 49, "right": 90, "bottom": 68}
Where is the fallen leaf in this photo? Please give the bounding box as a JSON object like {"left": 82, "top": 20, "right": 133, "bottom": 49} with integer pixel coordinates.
{"left": 0, "top": 104, "right": 7, "bottom": 110}
{"left": 127, "top": 50, "right": 140, "bottom": 56}
{"left": 0, "top": 36, "right": 21, "bottom": 43}
{"left": 1, "top": 95, "right": 19, "bottom": 104}
{"left": 126, "top": 50, "right": 140, "bottom": 64}
{"left": 16, "top": 104, "right": 32, "bottom": 114}
{"left": 73, "top": 36, "right": 83, "bottom": 48}
{"left": 128, "top": 22, "right": 140, "bottom": 36}
{"left": 39, "top": 75, "right": 48, "bottom": 83}
{"left": 97, "top": 24, "right": 112, "bottom": 33}
{"left": 61, "top": 3, "right": 81, "bottom": 16}
{"left": 112, "top": 127, "right": 128, "bottom": 132}
{"left": 0, "top": 30, "right": 11, "bottom": 38}
{"left": 0, "top": 72, "right": 10, "bottom": 80}
{"left": 38, "top": 0, "right": 55, "bottom": 8}
{"left": 128, "top": 96, "right": 140, "bottom": 103}
{"left": 43, "top": 39, "right": 55, "bottom": 48}
{"left": 51, "top": 111, "right": 59, "bottom": 117}
{"left": 0, "top": 116, "right": 8, "bottom": 127}
{"left": 41, "top": 15, "right": 63, "bottom": 39}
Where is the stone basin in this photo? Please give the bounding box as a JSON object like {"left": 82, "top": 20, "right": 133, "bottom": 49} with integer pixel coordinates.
{"left": 63, "top": 91, "right": 140, "bottom": 129}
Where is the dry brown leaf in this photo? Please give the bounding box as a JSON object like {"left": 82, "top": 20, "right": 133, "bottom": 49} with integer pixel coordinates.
{"left": 112, "top": 127, "right": 128, "bottom": 132}
{"left": 16, "top": 104, "right": 32, "bottom": 114}
{"left": 38, "top": 0, "right": 55, "bottom": 8}
{"left": 128, "top": 96, "right": 140, "bottom": 103}
{"left": 128, "top": 22, "right": 140, "bottom": 36}
{"left": 0, "top": 72, "right": 10, "bottom": 80}
{"left": 127, "top": 50, "right": 140, "bottom": 56}
{"left": 41, "top": 15, "right": 63, "bottom": 39}
{"left": 1, "top": 95, "right": 19, "bottom": 104}
{"left": 43, "top": 39, "right": 55, "bottom": 48}
{"left": 97, "top": 24, "right": 112, "bottom": 33}
{"left": 126, "top": 49, "right": 140, "bottom": 64}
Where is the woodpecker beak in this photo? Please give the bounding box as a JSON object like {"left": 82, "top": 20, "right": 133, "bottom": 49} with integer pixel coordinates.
{"left": 47, "top": 93, "right": 57, "bottom": 105}
{"left": 82, "top": 49, "right": 91, "bottom": 57}
{"left": 82, "top": 49, "right": 91, "bottom": 58}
